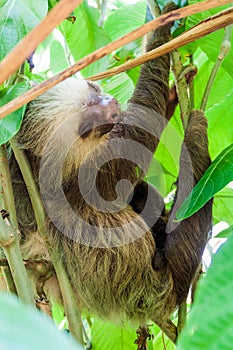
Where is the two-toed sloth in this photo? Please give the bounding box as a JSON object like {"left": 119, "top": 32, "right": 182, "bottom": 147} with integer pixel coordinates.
{"left": 9, "top": 5, "right": 212, "bottom": 325}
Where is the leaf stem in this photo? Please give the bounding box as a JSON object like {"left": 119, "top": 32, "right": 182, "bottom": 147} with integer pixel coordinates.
{"left": 201, "top": 24, "right": 233, "bottom": 112}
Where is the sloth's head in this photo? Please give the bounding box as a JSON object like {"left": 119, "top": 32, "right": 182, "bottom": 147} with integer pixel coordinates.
{"left": 18, "top": 78, "right": 124, "bottom": 176}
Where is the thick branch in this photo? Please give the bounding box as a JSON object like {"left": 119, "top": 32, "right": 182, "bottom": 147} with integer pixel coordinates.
{"left": 89, "top": 7, "right": 233, "bottom": 81}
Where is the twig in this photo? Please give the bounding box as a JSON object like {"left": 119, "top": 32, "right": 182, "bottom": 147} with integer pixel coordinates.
{"left": 0, "top": 1, "right": 232, "bottom": 120}
{"left": 154, "top": 319, "right": 178, "bottom": 344}
{"left": 98, "top": 0, "right": 108, "bottom": 27}
{"left": 0, "top": 146, "right": 34, "bottom": 304}
{"left": 0, "top": 0, "right": 83, "bottom": 85}
{"left": 171, "top": 50, "right": 190, "bottom": 129}
{"left": 1, "top": 265, "right": 17, "bottom": 294}
{"left": 147, "top": 0, "right": 161, "bottom": 18}
{"left": 189, "top": 55, "right": 195, "bottom": 110}
{"left": 10, "top": 139, "right": 84, "bottom": 344}
{"left": 200, "top": 24, "right": 233, "bottom": 111}
{"left": 177, "top": 300, "right": 187, "bottom": 334}
{"left": 191, "top": 264, "right": 203, "bottom": 303}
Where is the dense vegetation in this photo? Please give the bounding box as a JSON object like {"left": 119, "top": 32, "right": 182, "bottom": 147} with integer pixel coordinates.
{"left": 0, "top": 0, "right": 233, "bottom": 349}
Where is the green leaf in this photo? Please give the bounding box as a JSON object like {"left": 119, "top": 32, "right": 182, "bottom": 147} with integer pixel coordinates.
{"left": 216, "top": 225, "right": 233, "bottom": 239}
{"left": 50, "top": 38, "right": 69, "bottom": 75}
{"left": 104, "top": 2, "right": 146, "bottom": 41}
{"left": 213, "top": 188, "right": 233, "bottom": 225}
{"left": 0, "top": 292, "right": 83, "bottom": 350}
{"left": 177, "top": 234, "right": 233, "bottom": 350}
{"left": 60, "top": 1, "right": 110, "bottom": 77}
{"left": 101, "top": 72, "right": 134, "bottom": 104}
{"left": 176, "top": 144, "right": 233, "bottom": 220}
{"left": 191, "top": 57, "right": 233, "bottom": 159}
{"left": 186, "top": 0, "right": 233, "bottom": 77}
{"left": 0, "top": 0, "right": 48, "bottom": 60}
{"left": 91, "top": 318, "right": 137, "bottom": 350}
{"left": 0, "top": 82, "right": 30, "bottom": 145}
{"left": 154, "top": 109, "right": 183, "bottom": 195}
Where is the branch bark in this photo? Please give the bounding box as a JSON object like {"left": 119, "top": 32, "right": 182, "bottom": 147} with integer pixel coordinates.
{"left": 89, "top": 7, "right": 233, "bottom": 81}
{"left": 0, "top": 5, "right": 232, "bottom": 121}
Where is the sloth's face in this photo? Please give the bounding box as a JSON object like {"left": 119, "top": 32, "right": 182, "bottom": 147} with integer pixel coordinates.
{"left": 77, "top": 81, "right": 121, "bottom": 140}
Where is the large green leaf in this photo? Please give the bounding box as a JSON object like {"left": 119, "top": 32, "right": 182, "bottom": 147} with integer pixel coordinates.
{"left": 91, "top": 318, "right": 136, "bottom": 350}
{"left": 216, "top": 225, "right": 233, "bottom": 238}
{"left": 101, "top": 72, "right": 134, "bottom": 104}
{"left": 213, "top": 187, "right": 233, "bottom": 225}
{"left": 176, "top": 144, "right": 233, "bottom": 220}
{"left": 0, "top": 82, "right": 29, "bottom": 145}
{"left": 186, "top": 0, "right": 233, "bottom": 77}
{"left": 104, "top": 2, "right": 146, "bottom": 41}
{"left": 177, "top": 234, "right": 233, "bottom": 350}
{"left": 50, "top": 36, "right": 69, "bottom": 75}
{"left": 0, "top": 292, "right": 83, "bottom": 350}
{"left": 0, "top": 0, "right": 48, "bottom": 60}
{"left": 193, "top": 60, "right": 233, "bottom": 158}
{"left": 153, "top": 109, "right": 184, "bottom": 195}
{"left": 60, "top": 1, "right": 110, "bottom": 77}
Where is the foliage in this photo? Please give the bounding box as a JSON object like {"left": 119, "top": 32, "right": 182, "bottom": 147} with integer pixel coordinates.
{"left": 0, "top": 0, "right": 233, "bottom": 349}
{"left": 0, "top": 292, "right": 83, "bottom": 350}
{"left": 177, "top": 232, "right": 233, "bottom": 350}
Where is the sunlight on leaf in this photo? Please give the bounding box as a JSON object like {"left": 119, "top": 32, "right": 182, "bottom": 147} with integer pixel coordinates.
{"left": 176, "top": 144, "right": 233, "bottom": 220}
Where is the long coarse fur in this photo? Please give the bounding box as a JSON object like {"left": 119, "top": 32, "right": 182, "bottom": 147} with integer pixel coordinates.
{"left": 9, "top": 3, "right": 212, "bottom": 325}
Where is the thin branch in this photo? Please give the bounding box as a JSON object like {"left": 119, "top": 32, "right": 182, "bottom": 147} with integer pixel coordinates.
{"left": 1, "top": 266, "right": 17, "bottom": 294}
{"left": 89, "top": 7, "right": 233, "bottom": 81}
{"left": 0, "top": 145, "right": 34, "bottom": 304}
{"left": 189, "top": 55, "right": 195, "bottom": 110}
{"left": 0, "top": 0, "right": 83, "bottom": 85}
{"left": 201, "top": 24, "right": 233, "bottom": 111}
{"left": 147, "top": 0, "right": 161, "bottom": 18}
{"left": 177, "top": 301, "right": 187, "bottom": 334}
{"left": 9, "top": 139, "right": 84, "bottom": 344}
{"left": 98, "top": 0, "right": 108, "bottom": 27}
{"left": 155, "top": 319, "right": 178, "bottom": 344}
{"left": 171, "top": 50, "right": 190, "bottom": 129}
{"left": 0, "top": 1, "right": 232, "bottom": 119}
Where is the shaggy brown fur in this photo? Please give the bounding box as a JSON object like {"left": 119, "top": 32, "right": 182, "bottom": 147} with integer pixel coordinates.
{"left": 8, "top": 4, "right": 212, "bottom": 325}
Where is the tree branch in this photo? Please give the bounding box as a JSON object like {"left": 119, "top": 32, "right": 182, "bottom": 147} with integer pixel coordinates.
{"left": 0, "top": 5, "right": 232, "bottom": 121}
{"left": 89, "top": 7, "right": 233, "bottom": 81}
